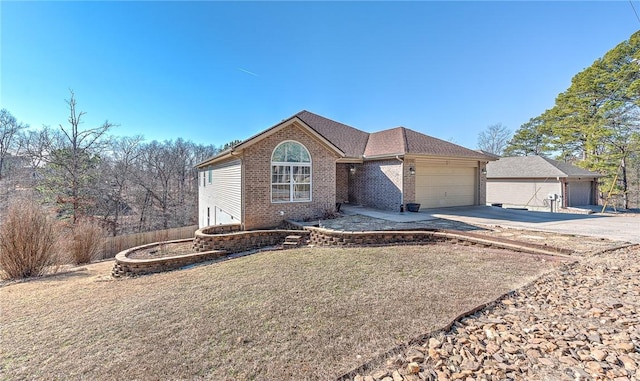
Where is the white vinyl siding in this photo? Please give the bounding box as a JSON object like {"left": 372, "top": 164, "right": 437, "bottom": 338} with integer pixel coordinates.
{"left": 199, "top": 159, "right": 241, "bottom": 227}
{"left": 415, "top": 162, "right": 476, "bottom": 208}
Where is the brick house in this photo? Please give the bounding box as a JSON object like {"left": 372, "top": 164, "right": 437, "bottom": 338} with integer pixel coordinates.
{"left": 197, "top": 111, "right": 495, "bottom": 229}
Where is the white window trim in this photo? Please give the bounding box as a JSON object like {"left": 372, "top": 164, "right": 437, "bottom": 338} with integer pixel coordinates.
{"left": 270, "top": 141, "right": 312, "bottom": 203}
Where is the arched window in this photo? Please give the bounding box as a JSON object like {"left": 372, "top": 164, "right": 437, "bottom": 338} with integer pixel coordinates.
{"left": 271, "top": 141, "right": 311, "bottom": 202}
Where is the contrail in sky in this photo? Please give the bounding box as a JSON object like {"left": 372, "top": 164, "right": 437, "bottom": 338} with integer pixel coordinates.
{"left": 237, "top": 68, "right": 259, "bottom": 76}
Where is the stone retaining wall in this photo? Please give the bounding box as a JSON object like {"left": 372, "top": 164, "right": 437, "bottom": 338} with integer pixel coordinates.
{"left": 114, "top": 223, "right": 572, "bottom": 278}
{"left": 193, "top": 227, "right": 310, "bottom": 253}
{"left": 113, "top": 239, "right": 227, "bottom": 277}
{"left": 305, "top": 227, "right": 573, "bottom": 257}
{"left": 307, "top": 227, "right": 448, "bottom": 246}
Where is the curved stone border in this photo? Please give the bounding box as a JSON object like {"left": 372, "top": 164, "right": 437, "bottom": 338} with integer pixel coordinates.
{"left": 114, "top": 222, "right": 574, "bottom": 278}
{"left": 112, "top": 238, "right": 227, "bottom": 277}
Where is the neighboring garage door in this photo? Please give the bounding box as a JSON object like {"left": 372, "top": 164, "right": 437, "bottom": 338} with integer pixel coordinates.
{"left": 415, "top": 164, "right": 476, "bottom": 208}
{"left": 567, "top": 181, "right": 593, "bottom": 206}
{"left": 211, "top": 159, "right": 242, "bottom": 225}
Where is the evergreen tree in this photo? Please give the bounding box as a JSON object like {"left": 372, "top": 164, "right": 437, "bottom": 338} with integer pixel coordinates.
{"left": 504, "top": 117, "right": 553, "bottom": 157}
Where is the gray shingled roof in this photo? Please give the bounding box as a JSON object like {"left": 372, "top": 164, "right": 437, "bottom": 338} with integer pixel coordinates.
{"left": 487, "top": 156, "right": 603, "bottom": 179}
{"left": 403, "top": 128, "right": 491, "bottom": 159}
{"left": 298, "top": 112, "right": 490, "bottom": 159}
{"left": 198, "top": 111, "right": 494, "bottom": 167}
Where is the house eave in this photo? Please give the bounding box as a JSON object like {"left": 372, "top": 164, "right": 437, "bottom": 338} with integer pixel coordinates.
{"left": 405, "top": 153, "right": 495, "bottom": 162}
{"left": 336, "top": 157, "right": 364, "bottom": 164}
{"left": 486, "top": 175, "right": 569, "bottom": 180}
{"left": 362, "top": 153, "right": 406, "bottom": 161}
{"left": 196, "top": 149, "right": 235, "bottom": 168}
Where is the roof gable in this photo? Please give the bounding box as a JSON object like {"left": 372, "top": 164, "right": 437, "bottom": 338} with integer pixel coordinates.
{"left": 364, "top": 126, "right": 492, "bottom": 159}
{"left": 364, "top": 127, "right": 406, "bottom": 157}
{"left": 196, "top": 115, "right": 344, "bottom": 167}
{"left": 487, "top": 156, "right": 603, "bottom": 178}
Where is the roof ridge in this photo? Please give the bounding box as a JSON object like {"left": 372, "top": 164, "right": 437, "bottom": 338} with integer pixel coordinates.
{"left": 400, "top": 126, "right": 408, "bottom": 154}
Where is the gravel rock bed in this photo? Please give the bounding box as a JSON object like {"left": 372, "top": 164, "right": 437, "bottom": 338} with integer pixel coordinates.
{"left": 348, "top": 245, "right": 640, "bottom": 381}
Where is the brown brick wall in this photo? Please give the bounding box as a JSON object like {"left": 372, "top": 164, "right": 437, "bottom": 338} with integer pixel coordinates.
{"left": 348, "top": 159, "right": 403, "bottom": 211}
{"left": 336, "top": 163, "right": 350, "bottom": 203}
{"left": 242, "top": 123, "right": 339, "bottom": 229}
{"left": 403, "top": 158, "right": 416, "bottom": 205}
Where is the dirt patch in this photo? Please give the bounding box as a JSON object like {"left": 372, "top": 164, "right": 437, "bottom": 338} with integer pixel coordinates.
{"left": 472, "top": 227, "right": 624, "bottom": 254}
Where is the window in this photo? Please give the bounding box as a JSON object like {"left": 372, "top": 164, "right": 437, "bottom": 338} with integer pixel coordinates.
{"left": 208, "top": 167, "right": 212, "bottom": 184}
{"left": 271, "top": 141, "right": 311, "bottom": 202}
{"left": 202, "top": 170, "right": 206, "bottom": 187}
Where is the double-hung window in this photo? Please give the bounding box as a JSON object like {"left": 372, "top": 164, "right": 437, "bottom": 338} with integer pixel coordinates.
{"left": 271, "top": 141, "right": 311, "bottom": 202}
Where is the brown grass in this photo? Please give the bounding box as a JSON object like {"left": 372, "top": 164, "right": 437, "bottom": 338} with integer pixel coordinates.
{"left": 0, "top": 244, "right": 559, "bottom": 380}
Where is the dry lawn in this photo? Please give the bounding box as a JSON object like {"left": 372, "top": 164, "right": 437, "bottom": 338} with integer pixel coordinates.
{"left": 1, "top": 245, "right": 560, "bottom": 380}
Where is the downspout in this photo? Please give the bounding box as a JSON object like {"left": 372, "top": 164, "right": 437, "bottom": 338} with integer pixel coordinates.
{"left": 561, "top": 178, "right": 568, "bottom": 208}
{"left": 230, "top": 149, "right": 244, "bottom": 229}
{"left": 396, "top": 155, "right": 404, "bottom": 211}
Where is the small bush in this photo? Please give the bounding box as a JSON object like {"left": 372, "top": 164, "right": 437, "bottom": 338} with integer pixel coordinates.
{"left": 68, "top": 219, "right": 104, "bottom": 264}
{"left": 0, "top": 200, "right": 61, "bottom": 279}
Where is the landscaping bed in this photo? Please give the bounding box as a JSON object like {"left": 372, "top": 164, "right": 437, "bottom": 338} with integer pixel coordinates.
{"left": 126, "top": 241, "right": 195, "bottom": 260}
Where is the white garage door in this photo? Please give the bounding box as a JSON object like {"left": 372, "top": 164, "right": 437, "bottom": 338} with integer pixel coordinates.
{"left": 415, "top": 165, "right": 476, "bottom": 208}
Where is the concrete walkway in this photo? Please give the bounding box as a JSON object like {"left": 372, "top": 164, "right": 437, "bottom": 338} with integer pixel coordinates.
{"left": 340, "top": 205, "right": 437, "bottom": 223}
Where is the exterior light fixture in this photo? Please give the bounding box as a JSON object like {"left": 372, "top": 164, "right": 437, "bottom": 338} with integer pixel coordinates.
{"left": 349, "top": 165, "right": 356, "bottom": 174}
{"left": 409, "top": 166, "right": 416, "bottom": 175}
{"left": 481, "top": 168, "right": 487, "bottom": 175}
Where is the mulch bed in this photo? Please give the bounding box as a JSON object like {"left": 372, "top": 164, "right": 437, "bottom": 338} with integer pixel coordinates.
{"left": 126, "top": 242, "right": 195, "bottom": 260}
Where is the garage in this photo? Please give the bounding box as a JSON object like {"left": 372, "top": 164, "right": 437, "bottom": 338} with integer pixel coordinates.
{"left": 415, "top": 162, "right": 477, "bottom": 208}
{"left": 566, "top": 181, "right": 594, "bottom": 206}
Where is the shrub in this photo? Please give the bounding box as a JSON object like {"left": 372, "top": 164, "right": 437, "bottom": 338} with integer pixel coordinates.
{"left": 0, "top": 200, "right": 61, "bottom": 279}
{"left": 68, "top": 219, "right": 105, "bottom": 264}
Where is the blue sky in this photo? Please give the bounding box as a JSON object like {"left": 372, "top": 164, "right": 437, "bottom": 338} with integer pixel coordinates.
{"left": 1, "top": 1, "right": 639, "bottom": 149}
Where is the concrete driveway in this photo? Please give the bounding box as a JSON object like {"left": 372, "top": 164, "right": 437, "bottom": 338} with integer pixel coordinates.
{"left": 427, "top": 206, "right": 640, "bottom": 244}
{"left": 340, "top": 205, "right": 639, "bottom": 243}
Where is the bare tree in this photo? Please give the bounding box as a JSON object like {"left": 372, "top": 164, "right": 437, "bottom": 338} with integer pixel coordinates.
{"left": 477, "top": 123, "right": 512, "bottom": 156}
{"left": 95, "top": 135, "right": 143, "bottom": 235}
{"left": 0, "top": 109, "right": 27, "bottom": 180}
{"left": 28, "top": 91, "right": 115, "bottom": 223}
